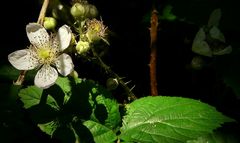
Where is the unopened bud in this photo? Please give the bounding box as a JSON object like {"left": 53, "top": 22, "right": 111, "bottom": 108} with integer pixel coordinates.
{"left": 71, "top": 3, "right": 85, "bottom": 19}
{"left": 70, "top": 70, "right": 79, "bottom": 79}
{"left": 43, "top": 17, "right": 57, "bottom": 30}
{"left": 191, "top": 56, "right": 204, "bottom": 70}
{"left": 106, "top": 78, "right": 119, "bottom": 90}
{"left": 87, "top": 5, "right": 98, "bottom": 18}
{"left": 76, "top": 41, "right": 90, "bottom": 54}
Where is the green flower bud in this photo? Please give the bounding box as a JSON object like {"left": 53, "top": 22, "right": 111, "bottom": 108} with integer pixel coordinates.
{"left": 71, "top": 3, "right": 85, "bottom": 19}
{"left": 43, "top": 17, "right": 57, "bottom": 30}
{"left": 52, "top": 8, "right": 59, "bottom": 19}
{"left": 52, "top": 4, "right": 72, "bottom": 22}
{"left": 106, "top": 78, "right": 119, "bottom": 90}
{"left": 76, "top": 41, "right": 90, "bottom": 54}
{"left": 85, "top": 4, "right": 98, "bottom": 18}
{"left": 70, "top": 70, "right": 79, "bottom": 79}
{"left": 191, "top": 56, "right": 204, "bottom": 70}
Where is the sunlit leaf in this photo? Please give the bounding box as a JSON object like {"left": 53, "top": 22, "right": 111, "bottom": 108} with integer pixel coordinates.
{"left": 19, "top": 86, "right": 43, "bottom": 109}
{"left": 120, "top": 96, "right": 233, "bottom": 143}
{"left": 83, "top": 120, "right": 117, "bottom": 143}
{"left": 161, "top": 5, "right": 177, "bottom": 21}
{"left": 55, "top": 76, "right": 71, "bottom": 94}
{"left": 55, "top": 77, "right": 82, "bottom": 105}
{"left": 38, "top": 121, "right": 58, "bottom": 136}
{"left": 46, "top": 94, "right": 60, "bottom": 111}
{"left": 95, "top": 95, "right": 121, "bottom": 130}
{"left": 208, "top": 9, "right": 221, "bottom": 27}
{"left": 192, "top": 28, "right": 212, "bottom": 57}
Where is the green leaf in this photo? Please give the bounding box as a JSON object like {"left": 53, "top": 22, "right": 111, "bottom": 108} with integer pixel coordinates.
{"left": 19, "top": 86, "right": 60, "bottom": 110}
{"left": 54, "top": 77, "right": 75, "bottom": 106}
{"left": 19, "top": 86, "right": 59, "bottom": 124}
{"left": 95, "top": 95, "right": 121, "bottom": 130}
{"left": 38, "top": 121, "right": 58, "bottom": 136}
{"left": 213, "top": 45, "right": 232, "bottom": 56}
{"left": 28, "top": 103, "right": 58, "bottom": 124}
{"left": 64, "top": 79, "right": 93, "bottom": 119}
{"left": 52, "top": 125, "right": 76, "bottom": 143}
{"left": 86, "top": 81, "right": 120, "bottom": 130}
{"left": 44, "top": 84, "right": 66, "bottom": 108}
{"left": 192, "top": 28, "right": 212, "bottom": 57}
{"left": 55, "top": 76, "right": 72, "bottom": 95}
{"left": 72, "top": 119, "right": 94, "bottom": 143}
{"left": 215, "top": 53, "right": 240, "bottom": 98}
{"left": 0, "top": 65, "right": 19, "bottom": 80}
{"left": 0, "top": 65, "right": 36, "bottom": 81}
{"left": 208, "top": 9, "right": 221, "bottom": 27}
{"left": 209, "top": 26, "right": 225, "bottom": 42}
{"left": 120, "top": 96, "right": 233, "bottom": 143}
{"left": 161, "top": 5, "right": 177, "bottom": 21}
{"left": 83, "top": 120, "right": 117, "bottom": 143}
{"left": 19, "top": 86, "right": 43, "bottom": 109}
{"left": 46, "top": 94, "right": 60, "bottom": 111}
{"left": 187, "top": 129, "right": 240, "bottom": 143}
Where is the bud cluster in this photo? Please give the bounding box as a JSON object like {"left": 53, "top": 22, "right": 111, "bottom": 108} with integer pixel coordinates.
{"left": 71, "top": 1, "right": 98, "bottom": 20}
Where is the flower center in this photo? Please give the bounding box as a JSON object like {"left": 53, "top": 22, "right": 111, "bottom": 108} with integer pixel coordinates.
{"left": 37, "top": 47, "right": 57, "bottom": 64}
{"left": 92, "top": 23, "right": 101, "bottom": 32}
{"left": 39, "top": 48, "right": 51, "bottom": 59}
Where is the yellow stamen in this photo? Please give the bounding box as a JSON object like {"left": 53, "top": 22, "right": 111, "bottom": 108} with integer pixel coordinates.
{"left": 38, "top": 48, "right": 51, "bottom": 59}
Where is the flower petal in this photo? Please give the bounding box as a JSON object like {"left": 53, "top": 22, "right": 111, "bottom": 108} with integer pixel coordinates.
{"left": 8, "top": 49, "right": 39, "bottom": 70}
{"left": 55, "top": 53, "right": 74, "bottom": 76}
{"left": 57, "top": 25, "right": 72, "bottom": 51}
{"left": 50, "top": 34, "right": 60, "bottom": 50}
{"left": 26, "top": 23, "right": 50, "bottom": 48}
{"left": 34, "top": 65, "right": 58, "bottom": 89}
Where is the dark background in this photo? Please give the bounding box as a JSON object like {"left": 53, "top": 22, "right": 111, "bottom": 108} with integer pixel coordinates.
{"left": 1, "top": 0, "right": 240, "bottom": 142}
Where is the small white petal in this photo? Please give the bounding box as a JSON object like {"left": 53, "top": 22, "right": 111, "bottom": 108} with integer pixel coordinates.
{"left": 57, "top": 25, "right": 72, "bottom": 51}
{"left": 34, "top": 65, "right": 58, "bottom": 89}
{"left": 55, "top": 53, "right": 74, "bottom": 76}
{"left": 8, "top": 49, "right": 39, "bottom": 70}
{"left": 50, "top": 34, "right": 60, "bottom": 50}
{"left": 26, "top": 23, "right": 50, "bottom": 48}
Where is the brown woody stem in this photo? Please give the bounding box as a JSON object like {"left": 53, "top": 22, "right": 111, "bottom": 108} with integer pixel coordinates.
{"left": 149, "top": 9, "right": 159, "bottom": 96}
